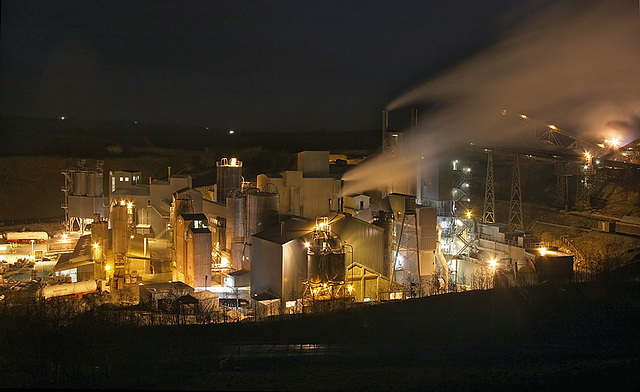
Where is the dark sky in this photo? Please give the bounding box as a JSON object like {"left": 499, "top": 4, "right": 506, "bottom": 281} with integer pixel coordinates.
{"left": 1, "top": 0, "right": 554, "bottom": 132}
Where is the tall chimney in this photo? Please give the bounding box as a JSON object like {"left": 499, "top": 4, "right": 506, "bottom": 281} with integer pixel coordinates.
{"left": 382, "top": 110, "right": 389, "bottom": 151}
{"left": 168, "top": 166, "right": 171, "bottom": 179}
{"left": 411, "top": 108, "right": 418, "bottom": 130}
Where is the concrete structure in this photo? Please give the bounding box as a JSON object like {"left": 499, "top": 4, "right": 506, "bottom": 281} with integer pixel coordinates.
{"left": 108, "top": 168, "right": 192, "bottom": 239}
{"left": 62, "top": 160, "right": 108, "bottom": 233}
{"left": 138, "top": 281, "right": 194, "bottom": 310}
{"left": 257, "top": 151, "right": 342, "bottom": 219}
{"left": 250, "top": 212, "right": 389, "bottom": 306}
{"left": 172, "top": 213, "right": 212, "bottom": 289}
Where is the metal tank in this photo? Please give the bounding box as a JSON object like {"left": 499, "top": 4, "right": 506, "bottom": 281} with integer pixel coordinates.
{"left": 87, "top": 172, "right": 97, "bottom": 196}
{"left": 307, "top": 218, "right": 346, "bottom": 284}
{"left": 87, "top": 172, "right": 103, "bottom": 197}
{"left": 245, "top": 188, "right": 279, "bottom": 242}
{"left": 373, "top": 209, "right": 394, "bottom": 279}
{"left": 111, "top": 203, "right": 129, "bottom": 256}
{"left": 216, "top": 158, "right": 243, "bottom": 204}
{"left": 226, "top": 193, "right": 245, "bottom": 247}
{"left": 73, "top": 171, "right": 88, "bottom": 196}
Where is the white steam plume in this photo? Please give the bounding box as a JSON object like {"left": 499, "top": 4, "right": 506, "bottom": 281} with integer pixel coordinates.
{"left": 342, "top": 0, "right": 640, "bottom": 197}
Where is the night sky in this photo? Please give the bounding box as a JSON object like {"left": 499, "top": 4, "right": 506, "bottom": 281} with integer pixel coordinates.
{"left": 1, "top": 0, "right": 556, "bottom": 133}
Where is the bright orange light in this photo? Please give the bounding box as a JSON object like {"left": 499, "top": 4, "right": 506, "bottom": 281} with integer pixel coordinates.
{"left": 539, "top": 247, "right": 547, "bottom": 256}
{"left": 520, "top": 114, "right": 528, "bottom": 119}
{"left": 489, "top": 258, "right": 497, "bottom": 269}
{"left": 548, "top": 124, "right": 558, "bottom": 130}
{"left": 93, "top": 243, "right": 99, "bottom": 249}
{"left": 466, "top": 211, "right": 472, "bottom": 219}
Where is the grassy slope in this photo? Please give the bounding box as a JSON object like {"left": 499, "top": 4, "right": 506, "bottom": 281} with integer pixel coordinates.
{"left": 1, "top": 280, "right": 638, "bottom": 390}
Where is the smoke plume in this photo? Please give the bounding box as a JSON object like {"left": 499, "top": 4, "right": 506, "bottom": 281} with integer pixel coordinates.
{"left": 342, "top": 0, "right": 640, "bottom": 196}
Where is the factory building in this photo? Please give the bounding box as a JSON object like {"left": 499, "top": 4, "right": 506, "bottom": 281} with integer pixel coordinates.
{"left": 108, "top": 167, "right": 192, "bottom": 239}
{"left": 172, "top": 213, "right": 212, "bottom": 289}
{"left": 62, "top": 160, "right": 108, "bottom": 233}
{"left": 257, "top": 151, "right": 342, "bottom": 219}
{"left": 250, "top": 211, "right": 392, "bottom": 310}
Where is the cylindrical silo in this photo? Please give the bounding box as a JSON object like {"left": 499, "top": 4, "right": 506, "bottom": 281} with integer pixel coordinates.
{"left": 216, "top": 158, "right": 243, "bottom": 204}
{"left": 307, "top": 231, "right": 346, "bottom": 284}
{"left": 226, "top": 193, "right": 245, "bottom": 248}
{"left": 87, "top": 172, "right": 97, "bottom": 196}
{"left": 111, "top": 203, "right": 129, "bottom": 256}
{"left": 373, "top": 210, "right": 394, "bottom": 279}
{"left": 93, "top": 172, "right": 104, "bottom": 197}
{"left": 328, "top": 251, "right": 346, "bottom": 282}
{"left": 246, "top": 188, "right": 279, "bottom": 242}
{"left": 73, "top": 171, "right": 88, "bottom": 196}
{"left": 307, "top": 253, "right": 326, "bottom": 284}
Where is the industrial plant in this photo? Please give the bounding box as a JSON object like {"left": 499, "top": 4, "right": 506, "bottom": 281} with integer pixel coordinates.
{"left": 2, "top": 109, "right": 639, "bottom": 322}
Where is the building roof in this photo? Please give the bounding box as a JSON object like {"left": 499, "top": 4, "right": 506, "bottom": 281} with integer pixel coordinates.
{"left": 229, "top": 269, "right": 250, "bottom": 277}
{"left": 54, "top": 251, "right": 93, "bottom": 272}
{"left": 253, "top": 292, "right": 280, "bottom": 301}
{"left": 111, "top": 187, "right": 150, "bottom": 196}
{"left": 177, "top": 294, "right": 199, "bottom": 304}
{"left": 139, "top": 281, "right": 193, "bottom": 294}
{"left": 252, "top": 217, "right": 315, "bottom": 245}
{"left": 180, "top": 213, "right": 208, "bottom": 221}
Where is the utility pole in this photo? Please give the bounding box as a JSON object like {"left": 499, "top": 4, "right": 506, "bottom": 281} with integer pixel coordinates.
{"left": 483, "top": 152, "right": 495, "bottom": 224}
{"left": 509, "top": 154, "right": 524, "bottom": 231}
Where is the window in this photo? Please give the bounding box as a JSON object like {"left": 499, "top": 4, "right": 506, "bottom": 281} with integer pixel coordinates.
{"left": 125, "top": 177, "right": 129, "bottom": 182}
{"left": 119, "top": 177, "right": 124, "bottom": 181}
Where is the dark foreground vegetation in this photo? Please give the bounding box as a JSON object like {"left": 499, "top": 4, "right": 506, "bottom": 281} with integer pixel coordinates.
{"left": 1, "top": 278, "right": 639, "bottom": 390}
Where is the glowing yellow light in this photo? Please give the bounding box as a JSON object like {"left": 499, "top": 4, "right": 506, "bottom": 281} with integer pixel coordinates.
{"left": 120, "top": 200, "right": 125, "bottom": 206}
{"left": 304, "top": 242, "right": 310, "bottom": 248}
{"left": 93, "top": 243, "right": 99, "bottom": 249}
{"left": 489, "top": 258, "right": 497, "bottom": 268}
{"left": 130, "top": 235, "right": 134, "bottom": 239}
{"left": 221, "top": 257, "right": 229, "bottom": 267}
{"left": 61, "top": 234, "right": 68, "bottom": 240}
{"left": 520, "top": 114, "right": 528, "bottom": 119}
{"left": 348, "top": 285, "right": 354, "bottom": 293}
{"left": 548, "top": 124, "right": 558, "bottom": 130}
{"left": 230, "top": 157, "right": 237, "bottom": 166}
{"left": 105, "top": 265, "right": 111, "bottom": 271}
{"left": 584, "top": 151, "right": 591, "bottom": 159}
{"left": 539, "top": 247, "right": 547, "bottom": 256}
{"left": 127, "top": 202, "right": 133, "bottom": 209}
{"left": 466, "top": 211, "right": 472, "bottom": 219}
{"left": 610, "top": 138, "right": 619, "bottom": 148}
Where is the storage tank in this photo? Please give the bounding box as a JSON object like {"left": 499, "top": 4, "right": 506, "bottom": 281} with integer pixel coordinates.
{"left": 87, "top": 172, "right": 96, "bottom": 196}
{"left": 111, "top": 203, "right": 129, "bottom": 256}
{"left": 73, "top": 171, "right": 88, "bottom": 196}
{"left": 307, "top": 223, "right": 346, "bottom": 284}
{"left": 94, "top": 172, "right": 103, "bottom": 197}
{"left": 41, "top": 280, "right": 98, "bottom": 300}
{"left": 226, "top": 193, "right": 245, "bottom": 247}
{"left": 307, "top": 249, "right": 346, "bottom": 284}
{"left": 246, "top": 188, "right": 279, "bottom": 242}
{"left": 86, "top": 172, "right": 103, "bottom": 197}
{"left": 216, "top": 158, "right": 243, "bottom": 204}
{"left": 373, "top": 210, "right": 394, "bottom": 279}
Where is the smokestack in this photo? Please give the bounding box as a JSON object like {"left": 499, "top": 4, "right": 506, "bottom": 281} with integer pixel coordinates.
{"left": 411, "top": 108, "right": 418, "bottom": 130}
{"left": 168, "top": 166, "right": 171, "bottom": 179}
{"left": 382, "top": 110, "right": 388, "bottom": 150}
{"left": 280, "top": 220, "right": 285, "bottom": 237}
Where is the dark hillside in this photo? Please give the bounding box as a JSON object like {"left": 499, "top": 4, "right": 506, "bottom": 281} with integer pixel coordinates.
{"left": 1, "top": 280, "right": 638, "bottom": 390}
